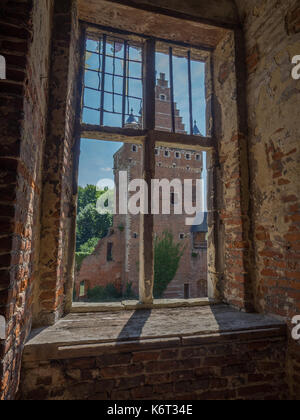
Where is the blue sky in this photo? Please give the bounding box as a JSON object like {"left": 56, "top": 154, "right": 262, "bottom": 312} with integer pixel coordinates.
{"left": 79, "top": 40, "right": 207, "bottom": 197}
{"left": 78, "top": 139, "right": 120, "bottom": 186}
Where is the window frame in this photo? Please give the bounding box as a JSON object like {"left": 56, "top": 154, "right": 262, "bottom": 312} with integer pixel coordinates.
{"left": 76, "top": 22, "right": 216, "bottom": 305}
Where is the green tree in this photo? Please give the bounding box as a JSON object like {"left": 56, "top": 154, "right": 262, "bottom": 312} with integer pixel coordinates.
{"left": 154, "top": 231, "right": 185, "bottom": 298}
{"left": 77, "top": 185, "right": 102, "bottom": 215}
{"left": 87, "top": 284, "right": 122, "bottom": 302}
{"left": 79, "top": 237, "right": 100, "bottom": 254}
{"left": 76, "top": 203, "right": 112, "bottom": 251}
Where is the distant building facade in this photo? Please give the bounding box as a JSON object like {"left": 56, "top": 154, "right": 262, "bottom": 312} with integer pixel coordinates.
{"left": 75, "top": 74, "right": 207, "bottom": 300}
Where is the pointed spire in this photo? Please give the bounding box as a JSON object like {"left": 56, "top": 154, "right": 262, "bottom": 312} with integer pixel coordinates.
{"left": 193, "top": 120, "right": 202, "bottom": 136}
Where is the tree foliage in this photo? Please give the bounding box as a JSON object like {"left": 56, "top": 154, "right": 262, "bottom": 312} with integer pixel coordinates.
{"left": 77, "top": 185, "right": 102, "bottom": 215}
{"left": 76, "top": 185, "right": 113, "bottom": 252}
{"left": 154, "top": 231, "right": 185, "bottom": 298}
{"left": 79, "top": 237, "right": 101, "bottom": 254}
{"left": 87, "top": 284, "right": 122, "bottom": 302}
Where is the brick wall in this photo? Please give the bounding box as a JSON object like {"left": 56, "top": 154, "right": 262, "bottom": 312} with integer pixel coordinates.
{"left": 19, "top": 329, "right": 288, "bottom": 400}
{"left": 0, "top": 0, "right": 80, "bottom": 401}
{"left": 212, "top": 29, "right": 253, "bottom": 310}
{"left": 0, "top": 0, "right": 54, "bottom": 400}
{"left": 36, "top": 0, "right": 80, "bottom": 326}
{"left": 235, "top": 0, "right": 300, "bottom": 399}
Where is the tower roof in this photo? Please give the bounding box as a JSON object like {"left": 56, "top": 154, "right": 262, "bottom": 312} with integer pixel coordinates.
{"left": 193, "top": 120, "right": 203, "bottom": 136}
{"left": 126, "top": 109, "right": 138, "bottom": 125}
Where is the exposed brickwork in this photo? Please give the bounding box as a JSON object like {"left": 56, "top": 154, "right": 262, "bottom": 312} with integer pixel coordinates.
{"left": 213, "top": 30, "right": 253, "bottom": 311}
{"left": 0, "top": 0, "right": 54, "bottom": 400}
{"left": 36, "top": 0, "right": 80, "bottom": 326}
{"left": 235, "top": 0, "right": 300, "bottom": 399}
{"left": 19, "top": 330, "right": 288, "bottom": 400}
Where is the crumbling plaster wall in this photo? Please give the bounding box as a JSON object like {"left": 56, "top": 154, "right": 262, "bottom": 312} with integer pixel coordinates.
{"left": 234, "top": 0, "right": 300, "bottom": 399}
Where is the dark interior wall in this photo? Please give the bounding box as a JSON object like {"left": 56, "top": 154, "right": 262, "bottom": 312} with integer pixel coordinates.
{"left": 0, "top": 0, "right": 54, "bottom": 399}
{"left": 0, "top": 0, "right": 80, "bottom": 399}
{"left": 105, "top": 0, "right": 240, "bottom": 26}
{"left": 234, "top": 0, "right": 300, "bottom": 398}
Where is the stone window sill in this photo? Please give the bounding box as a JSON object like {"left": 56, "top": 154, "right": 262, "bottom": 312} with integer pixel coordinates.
{"left": 23, "top": 305, "right": 286, "bottom": 363}
{"left": 71, "top": 298, "right": 215, "bottom": 313}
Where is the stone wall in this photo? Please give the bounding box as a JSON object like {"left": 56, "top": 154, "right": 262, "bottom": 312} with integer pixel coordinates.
{"left": 235, "top": 0, "right": 300, "bottom": 399}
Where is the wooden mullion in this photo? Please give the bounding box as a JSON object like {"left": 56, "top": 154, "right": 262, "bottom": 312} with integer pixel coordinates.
{"left": 139, "top": 38, "right": 156, "bottom": 304}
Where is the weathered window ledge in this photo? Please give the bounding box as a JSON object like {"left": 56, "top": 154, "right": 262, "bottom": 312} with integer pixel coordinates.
{"left": 71, "top": 298, "right": 215, "bottom": 313}
{"left": 23, "top": 305, "right": 286, "bottom": 363}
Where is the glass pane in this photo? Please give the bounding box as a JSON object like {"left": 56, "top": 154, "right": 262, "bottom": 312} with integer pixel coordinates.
{"left": 82, "top": 108, "right": 99, "bottom": 125}
{"left": 83, "top": 34, "right": 144, "bottom": 129}
{"left": 86, "top": 39, "right": 100, "bottom": 53}
{"left": 129, "top": 45, "right": 142, "bottom": 62}
{"left": 191, "top": 60, "right": 206, "bottom": 137}
{"left": 155, "top": 43, "right": 207, "bottom": 136}
{"left": 85, "top": 70, "right": 101, "bottom": 90}
{"left": 106, "top": 56, "right": 124, "bottom": 77}
{"left": 85, "top": 51, "right": 101, "bottom": 71}
{"left": 125, "top": 97, "right": 142, "bottom": 120}
{"left": 128, "top": 78, "right": 143, "bottom": 99}
{"left": 106, "top": 38, "right": 125, "bottom": 59}
{"left": 173, "top": 52, "right": 189, "bottom": 134}
{"left": 84, "top": 88, "right": 100, "bottom": 110}
{"left": 155, "top": 51, "right": 172, "bottom": 132}
{"left": 105, "top": 74, "right": 123, "bottom": 95}
{"left": 74, "top": 139, "right": 143, "bottom": 303}
{"left": 129, "top": 61, "right": 142, "bottom": 79}
{"left": 104, "top": 93, "right": 122, "bottom": 114}
{"left": 103, "top": 112, "right": 122, "bottom": 127}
